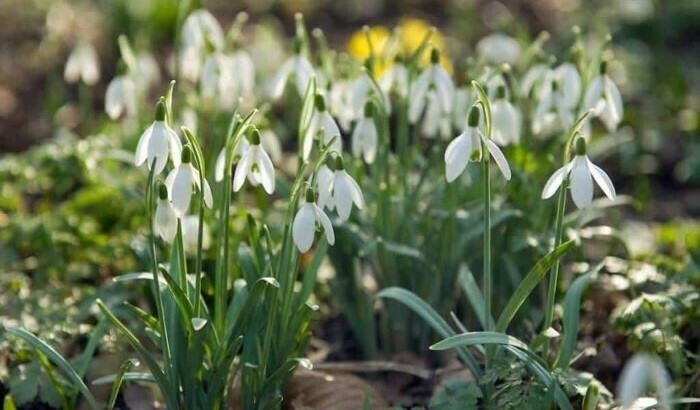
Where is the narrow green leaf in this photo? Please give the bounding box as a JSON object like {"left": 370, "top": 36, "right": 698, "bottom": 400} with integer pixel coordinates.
{"left": 4, "top": 327, "right": 99, "bottom": 410}
{"left": 377, "top": 287, "right": 481, "bottom": 379}
{"left": 496, "top": 240, "right": 576, "bottom": 332}
{"left": 458, "top": 264, "right": 493, "bottom": 330}
{"left": 107, "top": 358, "right": 139, "bottom": 409}
{"left": 294, "top": 240, "right": 328, "bottom": 311}
{"left": 92, "top": 373, "right": 156, "bottom": 385}
{"left": 555, "top": 264, "right": 601, "bottom": 368}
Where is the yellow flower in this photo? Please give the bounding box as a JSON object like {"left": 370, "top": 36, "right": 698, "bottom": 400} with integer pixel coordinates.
{"left": 347, "top": 19, "right": 452, "bottom": 76}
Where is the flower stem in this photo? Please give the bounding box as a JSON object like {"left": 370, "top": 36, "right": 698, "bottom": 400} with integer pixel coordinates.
{"left": 543, "top": 179, "right": 568, "bottom": 335}
{"left": 482, "top": 155, "right": 493, "bottom": 334}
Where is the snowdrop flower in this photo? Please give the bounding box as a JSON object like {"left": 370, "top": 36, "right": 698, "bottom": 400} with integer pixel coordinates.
{"left": 64, "top": 42, "right": 100, "bottom": 85}
{"left": 445, "top": 107, "right": 511, "bottom": 182}
{"left": 379, "top": 57, "right": 409, "bottom": 98}
{"left": 165, "top": 146, "right": 213, "bottom": 217}
{"left": 201, "top": 51, "right": 237, "bottom": 109}
{"left": 532, "top": 64, "right": 581, "bottom": 136}
{"left": 292, "top": 186, "right": 335, "bottom": 253}
{"left": 541, "top": 138, "right": 616, "bottom": 209}
{"left": 328, "top": 79, "right": 355, "bottom": 131}
{"left": 520, "top": 63, "right": 549, "bottom": 97}
{"left": 490, "top": 85, "right": 521, "bottom": 146}
{"left": 409, "top": 48, "right": 455, "bottom": 124}
{"left": 317, "top": 156, "right": 364, "bottom": 221}
{"left": 617, "top": 353, "right": 671, "bottom": 410}
{"left": 316, "top": 164, "right": 335, "bottom": 211}
{"left": 136, "top": 52, "right": 161, "bottom": 91}
{"left": 270, "top": 39, "right": 315, "bottom": 99}
{"left": 582, "top": 61, "right": 623, "bottom": 131}
{"left": 421, "top": 89, "right": 452, "bottom": 140}
{"left": 476, "top": 33, "right": 521, "bottom": 66}
{"left": 230, "top": 47, "right": 256, "bottom": 97}
{"left": 180, "top": 9, "right": 224, "bottom": 83}
{"left": 154, "top": 183, "right": 177, "bottom": 243}
{"left": 303, "top": 94, "right": 342, "bottom": 160}
{"left": 105, "top": 61, "right": 137, "bottom": 120}
{"left": 214, "top": 136, "right": 249, "bottom": 182}
{"left": 350, "top": 64, "right": 391, "bottom": 119}
{"left": 351, "top": 101, "right": 378, "bottom": 164}
{"left": 232, "top": 129, "right": 275, "bottom": 194}
{"left": 134, "top": 100, "right": 182, "bottom": 174}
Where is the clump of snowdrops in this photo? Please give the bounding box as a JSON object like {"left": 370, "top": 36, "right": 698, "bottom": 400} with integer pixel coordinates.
{"left": 5, "top": 6, "right": 696, "bottom": 410}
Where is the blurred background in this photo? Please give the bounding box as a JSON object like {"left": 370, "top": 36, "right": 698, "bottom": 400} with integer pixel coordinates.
{"left": 1, "top": 0, "right": 698, "bottom": 217}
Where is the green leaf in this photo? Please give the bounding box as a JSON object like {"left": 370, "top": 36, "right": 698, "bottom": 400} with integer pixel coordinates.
{"left": 377, "top": 287, "right": 481, "bottom": 379}
{"left": 4, "top": 327, "right": 99, "bottom": 410}
{"left": 3, "top": 395, "right": 17, "bottom": 410}
{"left": 555, "top": 264, "right": 601, "bottom": 369}
{"left": 294, "top": 240, "right": 327, "bottom": 311}
{"left": 431, "top": 332, "right": 573, "bottom": 410}
{"left": 458, "top": 264, "right": 493, "bottom": 330}
{"left": 107, "top": 358, "right": 139, "bottom": 409}
{"left": 496, "top": 240, "right": 576, "bottom": 332}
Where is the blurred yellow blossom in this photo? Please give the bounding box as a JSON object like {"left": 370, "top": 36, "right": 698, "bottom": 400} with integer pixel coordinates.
{"left": 347, "top": 18, "right": 452, "bottom": 76}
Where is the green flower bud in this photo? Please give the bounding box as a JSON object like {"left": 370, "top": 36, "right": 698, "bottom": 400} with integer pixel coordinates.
{"left": 293, "top": 38, "right": 302, "bottom": 55}
{"left": 468, "top": 106, "right": 480, "bottom": 127}
{"left": 496, "top": 85, "right": 506, "bottom": 99}
{"left": 182, "top": 146, "right": 192, "bottom": 163}
{"left": 334, "top": 155, "right": 345, "bottom": 171}
{"left": 599, "top": 60, "right": 607, "bottom": 75}
{"left": 364, "top": 101, "right": 375, "bottom": 118}
{"left": 314, "top": 94, "right": 326, "bottom": 111}
{"left": 305, "top": 186, "right": 317, "bottom": 203}
{"left": 249, "top": 128, "right": 261, "bottom": 145}
{"left": 575, "top": 137, "right": 587, "bottom": 156}
{"left": 158, "top": 183, "right": 168, "bottom": 200}
{"left": 552, "top": 79, "right": 560, "bottom": 92}
{"left": 430, "top": 47, "right": 440, "bottom": 64}
{"left": 155, "top": 99, "right": 167, "bottom": 121}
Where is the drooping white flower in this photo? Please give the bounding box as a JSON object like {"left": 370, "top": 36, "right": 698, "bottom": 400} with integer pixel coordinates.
{"left": 165, "top": 146, "right": 213, "bottom": 217}
{"left": 476, "top": 33, "right": 522, "bottom": 66}
{"left": 230, "top": 48, "right": 256, "bottom": 97}
{"left": 316, "top": 164, "right": 335, "bottom": 211}
{"left": 520, "top": 63, "right": 549, "bottom": 97}
{"left": 154, "top": 183, "right": 177, "bottom": 243}
{"left": 105, "top": 61, "right": 137, "bottom": 120}
{"left": 379, "top": 58, "right": 409, "bottom": 98}
{"left": 270, "top": 40, "right": 315, "bottom": 99}
{"left": 214, "top": 136, "right": 249, "bottom": 182}
{"left": 292, "top": 186, "right": 335, "bottom": 253}
{"left": 582, "top": 61, "right": 623, "bottom": 131}
{"left": 232, "top": 129, "right": 275, "bottom": 194}
{"left": 490, "top": 85, "right": 521, "bottom": 146}
{"left": 201, "top": 52, "right": 237, "bottom": 109}
{"left": 445, "top": 107, "right": 511, "bottom": 182}
{"left": 616, "top": 353, "right": 671, "bottom": 410}
{"left": 350, "top": 70, "right": 391, "bottom": 119}
{"left": 64, "top": 42, "right": 100, "bottom": 85}
{"left": 541, "top": 138, "right": 616, "bottom": 209}
{"left": 136, "top": 52, "right": 161, "bottom": 91}
{"left": 180, "top": 9, "right": 224, "bottom": 83}
{"left": 302, "top": 94, "right": 342, "bottom": 160}
{"left": 328, "top": 79, "right": 355, "bottom": 132}
{"left": 351, "top": 102, "right": 378, "bottom": 164}
{"left": 317, "top": 156, "right": 364, "bottom": 221}
{"left": 134, "top": 100, "right": 183, "bottom": 174}
{"left": 532, "top": 64, "right": 582, "bottom": 136}
{"left": 409, "top": 48, "right": 455, "bottom": 124}
{"left": 421, "top": 89, "right": 452, "bottom": 140}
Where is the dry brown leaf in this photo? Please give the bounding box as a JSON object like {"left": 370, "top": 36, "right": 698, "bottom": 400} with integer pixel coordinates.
{"left": 284, "top": 370, "right": 388, "bottom": 410}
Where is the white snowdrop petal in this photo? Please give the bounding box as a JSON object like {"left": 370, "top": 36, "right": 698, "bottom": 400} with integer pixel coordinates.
{"left": 202, "top": 179, "right": 213, "bottom": 208}
{"left": 351, "top": 75, "right": 371, "bottom": 116}
{"left": 484, "top": 138, "right": 511, "bottom": 180}
{"left": 433, "top": 67, "right": 455, "bottom": 113}
{"left": 232, "top": 151, "right": 252, "bottom": 192}
{"left": 408, "top": 70, "right": 431, "bottom": 123}
{"left": 344, "top": 172, "right": 364, "bottom": 209}
{"left": 294, "top": 57, "right": 314, "bottom": 97}
{"left": 293, "top": 204, "right": 316, "bottom": 252}
{"left": 257, "top": 148, "right": 276, "bottom": 194}
{"left": 582, "top": 76, "right": 604, "bottom": 113}
{"left": 333, "top": 174, "right": 353, "bottom": 221}
{"left": 167, "top": 129, "right": 182, "bottom": 168}
{"left": 270, "top": 58, "right": 294, "bottom": 99}
{"left": 214, "top": 148, "right": 226, "bottom": 182}
{"left": 557, "top": 63, "right": 582, "bottom": 109}
{"left": 155, "top": 201, "right": 178, "bottom": 242}
{"left": 541, "top": 163, "right": 571, "bottom": 199}
{"left": 134, "top": 124, "right": 153, "bottom": 166}
{"left": 363, "top": 122, "right": 378, "bottom": 164}
{"left": 322, "top": 113, "right": 342, "bottom": 153}
{"left": 445, "top": 133, "right": 470, "bottom": 183}
{"left": 570, "top": 156, "right": 594, "bottom": 209}
{"left": 172, "top": 166, "right": 194, "bottom": 216}
{"left": 351, "top": 119, "right": 366, "bottom": 158}
{"left": 316, "top": 165, "right": 334, "bottom": 209}
{"left": 315, "top": 204, "right": 335, "bottom": 245}
{"left": 587, "top": 158, "right": 616, "bottom": 200}
{"left": 105, "top": 78, "right": 123, "bottom": 120}
{"left": 605, "top": 77, "right": 623, "bottom": 122}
